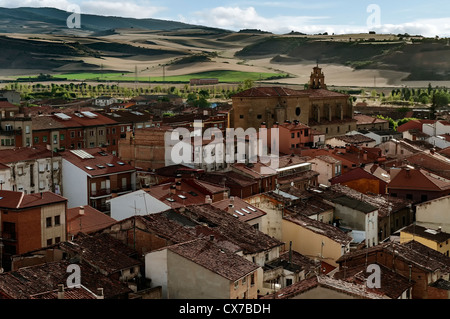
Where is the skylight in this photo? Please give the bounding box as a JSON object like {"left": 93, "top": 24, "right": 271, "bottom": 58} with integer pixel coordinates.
{"left": 85, "top": 166, "right": 95, "bottom": 170}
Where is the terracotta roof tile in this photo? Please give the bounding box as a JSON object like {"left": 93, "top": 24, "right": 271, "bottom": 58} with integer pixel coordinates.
{"left": 167, "top": 238, "right": 259, "bottom": 282}
{"left": 60, "top": 148, "right": 136, "bottom": 176}
{"left": 67, "top": 205, "right": 117, "bottom": 236}
{"left": 232, "top": 87, "right": 309, "bottom": 98}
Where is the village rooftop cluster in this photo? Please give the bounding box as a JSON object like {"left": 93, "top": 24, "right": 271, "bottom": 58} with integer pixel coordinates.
{"left": 0, "top": 67, "right": 449, "bottom": 300}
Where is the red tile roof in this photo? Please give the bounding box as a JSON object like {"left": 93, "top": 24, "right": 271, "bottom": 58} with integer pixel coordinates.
{"left": 60, "top": 148, "right": 136, "bottom": 176}
{"left": 212, "top": 196, "right": 266, "bottom": 222}
{"left": 67, "top": 205, "right": 117, "bottom": 236}
{"left": 0, "top": 100, "right": 17, "bottom": 108}
{"left": 232, "top": 87, "right": 309, "bottom": 98}
{"left": 354, "top": 114, "right": 388, "bottom": 125}
{"left": 0, "top": 190, "right": 67, "bottom": 209}
{"left": 167, "top": 238, "right": 259, "bottom": 282}
{"left": 52, "top": 111, "right": 118, "bottom": 128}
{"left": 388, "top": 167, "right": 450, "bottom": 191}
{"left": 396, "top": 119, "right": 436, "bottom": 133}
{"left": 0, "top": 146, "right": 54, "bottom": 163}
{"left": 303, "top": 88, "right": 349, "bottom": 99}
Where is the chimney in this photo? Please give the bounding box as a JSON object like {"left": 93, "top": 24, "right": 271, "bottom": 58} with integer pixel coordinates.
{"left": 260, "top": 122, "right": 266, "bottom": 129}
{"left": 170, "top": 185, "right": 176, "bottom": 194}
{"left": 438, "top": 226, "right": 442, "bottom": 233}
{"left": 205, "top": 195, "right": 212, "bottom": 204}
{"left": 79, "top": 206, "right": 85, "bottom": 215}
{"left": 223, "top": 191, "right": 228, "bottom": 199}
{"left": 175, "top": 181, "right": 182, "bottom": 191}
{"left": 405, "top": 167, "right": 411, "bottom": 177}
{"left": 228, "top": 203, "right": 234, "bottom": 212}
{"left": 363, "top": 151, "right": 368, "bottom": 161}
{"left": 96, "top": 288, "right": 104, "bottom": 299}
{"left": 175, "top": 174, "right": 182, "bottom": 183}
{"left": 57, "top": 284, "right": 65, "bottom": 299}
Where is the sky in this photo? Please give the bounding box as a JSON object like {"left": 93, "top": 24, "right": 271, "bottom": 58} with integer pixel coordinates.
{"left": 2, "top": 0, "right": 450, "bottom": 37}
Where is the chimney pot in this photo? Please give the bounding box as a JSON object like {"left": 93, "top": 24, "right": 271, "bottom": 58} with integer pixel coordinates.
{"left": 96, "top": 288, "right": 104, "bottom": 299}
{"left": 79, "top": 206, "right": 85, "bottom": 215}
{"left": 57, "top": 284, "right": 65, "bottom": 299}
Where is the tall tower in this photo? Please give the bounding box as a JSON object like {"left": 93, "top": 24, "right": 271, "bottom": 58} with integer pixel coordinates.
{"left": 309, "top": 64, "right": 327, "bottom": 89}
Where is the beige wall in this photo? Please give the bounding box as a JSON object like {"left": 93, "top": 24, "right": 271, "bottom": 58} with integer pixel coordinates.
{"left": 416, "top": 195, "right": 450, "bottom": 233}
{"left": 292, "top": 286, "right": 357, "bottom": 299}
{"left": 41, "top": 202, "right": 67, "bottom": 246}
{"left": 282, "top": 219, "right": 346, "bottom": 267}
{"left": 244, "top": 195, "right": 283, "bottom": 241}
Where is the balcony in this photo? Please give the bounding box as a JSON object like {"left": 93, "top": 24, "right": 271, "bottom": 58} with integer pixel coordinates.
{"left": 90, "top": 188, "right": 111, "bottom": 198}
{"left": 0, "top": 129, "right": 21, "bottom": 137}
{"left": 0, "top": 231, "right": 17, "bottom": 241}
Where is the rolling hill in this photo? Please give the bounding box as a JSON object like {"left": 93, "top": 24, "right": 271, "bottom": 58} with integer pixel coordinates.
{"left": 0, "top": 7, "right": 449, "bottom": 86}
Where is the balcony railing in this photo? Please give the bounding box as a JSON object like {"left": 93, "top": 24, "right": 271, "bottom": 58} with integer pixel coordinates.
{"left": 91, "top": 188, "right": 111, "bottom": 197}
{"left": 0, "top": 129, "right": 21, "bottom": 137}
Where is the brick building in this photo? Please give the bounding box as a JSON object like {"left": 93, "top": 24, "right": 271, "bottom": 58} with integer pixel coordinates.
{"left": 60, "top": 148, "right": 136, "bottom": 214}
{"left": 230, "top": 66, "right": 355, "bottom": 139}
{"left": 0, "top": 190, "right": 67, "bottom": 271}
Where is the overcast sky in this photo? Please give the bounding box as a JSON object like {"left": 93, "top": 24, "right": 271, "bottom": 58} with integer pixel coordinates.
{"left": 2, "top": 0, "right": 450, "bottom": 36}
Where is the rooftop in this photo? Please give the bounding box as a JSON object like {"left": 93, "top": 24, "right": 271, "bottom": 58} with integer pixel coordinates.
{"left": 261, "top": 275, "right": 387, "bottom": 299}
{"left": 60, "top": 148, "right": 136, "bottom": 177}
{"left": 401, "top": 224, "right": 450, "bottom": 243}
{"left": 167, "top": 237, "right": 259, "bottom": 282}
{"left": 283, "top": 211, "right": 353, "bottom": 245}
{"left": 0, "top": 259, "right": 132, "bottom": 299}
{"left": 336, "top": 241, "right": 450, "bottom": 274}
{"left": 232, "top": 87, "right": 309, "bottom": 98}
{"left": 67, "top": 205, "right": 117, "bottom": 236}
{"left": 0, "top": 190, "right": 67, "bottom": 210}
{"left": 212, "top": 196, "right": 266, "bottom": 222}
{"left": 0, "top": 146, "right": 56, "bottom": 164}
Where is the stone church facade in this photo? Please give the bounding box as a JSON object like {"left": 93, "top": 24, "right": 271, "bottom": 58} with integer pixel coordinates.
{"left": 229, "top": 66, "right": 357, "bottom": 138}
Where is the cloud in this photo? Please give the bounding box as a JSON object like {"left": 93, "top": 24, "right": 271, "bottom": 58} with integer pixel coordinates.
{"left": 80, "top": 1, "right": 167, "bottom": 19}
{"left": 190, "top": 6, "right": 329, "bottom": 33}
{"left": 187, "top": 6, "right": 450, "bottom": 37}
{"left": 0, "top": 0, "right": 72, "bottom": 10}
{"left": 0, "top": 0, "right": 167, "bottom": 19}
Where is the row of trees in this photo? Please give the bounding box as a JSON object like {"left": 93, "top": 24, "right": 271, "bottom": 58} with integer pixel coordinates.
{"left": 2, "top": 81, "right": 253, "bottom": 103}
{"left": 366, "top": 84, "right": 450, "bottom": 108}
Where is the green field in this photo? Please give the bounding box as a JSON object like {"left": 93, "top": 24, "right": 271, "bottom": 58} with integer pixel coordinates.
{"left": 50, "top": 70, "right": 287, "bottom": 83}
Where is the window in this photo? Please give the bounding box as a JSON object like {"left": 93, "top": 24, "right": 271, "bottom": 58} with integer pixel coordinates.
{"left": 46, "top": 217, "right": 52, "bottom": 228}
{"left": 43, "top": 136, "right": 48, "bottom": 143}
{"left": 89, "top": 130, "right": 95, "bottom": 137}
{"left": 239, "top": 115, "right": 244, "bottom": 119}
{"left": 295, "top": 107, "right": 301, "bottom": 116}
{"left": 98, "top": 129, "right": 104, "bottom": 136}
{"left": 55, "top": 237, "right": 61, "bottom": 244}
{"left": 71, "top": 131, "right": 75, "bottom": 138}
{"left": 291, "top": 133, "right": 295, "bottom": 138}
{"left": 54, "top": 215, "right": 60, "bottom": 226}
{"left": 257, "top": 114, "right": 262, "bottom": 119}
{"left": 46, "top": 238, "right": 53, "bottom": 246}
{"left": 34, "top": 136, "right": 39, "bottom": 144}
{"left": 53, "top": 134, "right": 58, "bottom": 144}
{"left": 234, "top": 281, "right": 239, "bottom": 289}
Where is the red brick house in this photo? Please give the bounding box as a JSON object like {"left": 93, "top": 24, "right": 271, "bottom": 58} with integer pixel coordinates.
{"left": 0, "top": 190, "right": 67, "bottom": 271}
